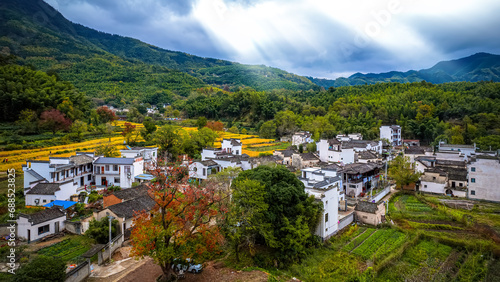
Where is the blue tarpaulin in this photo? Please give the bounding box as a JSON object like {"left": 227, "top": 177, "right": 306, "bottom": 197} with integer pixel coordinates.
{"left": 43, "top": 200, "right": 77, "bottom": 209}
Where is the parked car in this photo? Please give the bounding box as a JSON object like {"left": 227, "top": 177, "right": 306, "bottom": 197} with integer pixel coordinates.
{"left": 171, "top": 258, "right": 203, "bottom": 274}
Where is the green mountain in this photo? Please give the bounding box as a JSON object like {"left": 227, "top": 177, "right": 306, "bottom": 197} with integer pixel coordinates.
{"left": 0, "top": 0, "right": 318, "bottom": 106}
{"left": 308, "top": 52, "right": 500, "bottom": 88}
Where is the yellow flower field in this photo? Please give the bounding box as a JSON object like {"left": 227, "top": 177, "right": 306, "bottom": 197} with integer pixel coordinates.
{"left": 1, "top": 124, "right": 285, "bottom": 173}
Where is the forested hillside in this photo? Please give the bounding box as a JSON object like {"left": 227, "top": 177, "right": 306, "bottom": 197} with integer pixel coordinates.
{"left": 0, "top": 0, "right": 318, "bottom": 100}
{"left": 174, "top": 81, "right": 500, "bottom": 150}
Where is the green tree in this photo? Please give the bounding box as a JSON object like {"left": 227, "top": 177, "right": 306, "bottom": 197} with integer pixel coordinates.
{"left": 153, "top": 125, "right": 187, "bottom": 161}
{"left": 141, "top": 117, "right": 157, "bottom": 142}
{"left": 13, "top": 255, "right": 66, "bottom": 282}
{"left": 196, "top": 116, "right": 207, "bottom": 129}
{"left": 233, "top": 166, "right": 322, "bottom": 266}
{"left": 70, "top": 120, "right": 88, "bottom": 141}
{"left": 95, "top": 144, "right": 120, "bottom": 157}
{"left": 228, "top": 126, "right": 239, "bottom": 134}
{"left": 306, "top": 142, "right": 317, "bottom": 152}
{"left": 16, "top": 109, "right": 39, "bottom": 135}
{"left": 388, "top": 156, "right": 421, "bottom": 189}
{"left": 86, "top": 217, "right": 120, "bottom": 244}
{"left": 224, "top": 179, "right": 269, "bottom": 262}
{"left": 259, "top": 120, "right": 277, "bottom": 138}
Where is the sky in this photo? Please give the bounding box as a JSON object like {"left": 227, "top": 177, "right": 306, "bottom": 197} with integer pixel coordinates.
{"left": 44, "top": 0, "right": 500, "bottom": 79}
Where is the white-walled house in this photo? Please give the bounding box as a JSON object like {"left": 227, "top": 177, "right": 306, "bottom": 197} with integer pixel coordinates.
{"left": 380, "top": 125, "right": 402, "bottom": 147}
{"left": 468, "top": 155, "right": 500, "bottom": 202}
{"left": 292, "top": 131, "right": 313, "bottom": 146}
{"left": 17, "top": 208, "right": 66, "bottom": 243}
{"left": 93, "top": 157, "right": 144, "bottom": 188}
{"left": 189, "top": 160, "right": 221, "bottom": 180}
{"left": 298, "top": 166, "right": 343, "bottom": 240}
{"left": 120, "top": 147, "right": 158, "bottom": 168}
{"left": 317, "top": 139, "right": 356, "bottom": 164}
{"left": 201, "top": 139, "right": 243, "bottom": 161}
{"left": 25, "top": 183, "right": 64, "bottom": 206}
{"left": 221, "top": 139, "right": 242, "bottom": 155}
{"left": 22, "top": 153, "right": 94, "bottom": 202}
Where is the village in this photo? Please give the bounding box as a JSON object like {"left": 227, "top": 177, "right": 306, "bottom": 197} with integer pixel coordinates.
{"left": 5, "top": 124, "right": 498, "bottom": 281}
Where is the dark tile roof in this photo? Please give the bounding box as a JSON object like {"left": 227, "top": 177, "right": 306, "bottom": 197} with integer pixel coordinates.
{"left": 358, "top": 150, "right": 378, "bottom": 159}
{"left": 327, "top": 138, "right": 341, "bottom": 145}
{"left": 25, "top": 169, "right": 45, "bottom": 181}
{"left": 110, "top": 184, "right": 149, "bottom": 201}
{"left": 26, "top": 183, "right": 61, "bottom": 195}
{"left": 19, "top": 208, "right": 65, "bottom": 225}
{"left": 107, "top": 195, "right": 156, "bottom": 219}
{"left": 94, "top": 157, "right": 136, "bottom": 165}
{"left": 343, "top": 163, "right": 381, "bottom": 174}
{"left": 200, "top": 160, "right": 219, "bottom": 167}
{"left": 223, "top": 139, "right": 242, "bottom": 146}
{"left": 276, "top": 149, "right": 295, "bottom": 157}
{"left": 69, "top": 154, "right": 94, "bottom": 165}
{"left": 355, "top": 201, "right": 379, "bottom": 213}
{"left": 299, "top": 152, "right": 320, "bottom": 161}
{"left": 405, "top": 146, "right": 425, "bottom": 155}
{"left": 319, "top": 163, "right": 341, "bottom": 171}
{"left": 312, "top": 176, "right": 341, "bottom": 189}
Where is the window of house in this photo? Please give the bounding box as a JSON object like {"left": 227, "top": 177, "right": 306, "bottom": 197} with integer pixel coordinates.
{"left": 193, "top": 167, "right": 197, "bottom": 172}
{"left": 38, "top": 225, "right": 49, "bottom": 235}
{"left": 203, "top": 168, "right": 206, "bottom": 176}
{"left": 363, "top": 216, "right": 368, "bottom": 219}
{"left": 325, "top": 213, "right": 329, "bottom": 222}
{"left": 471, "top": 178, "right": 476, "bottom": 183}
{"left": 88, "top": 174, "right": 92, "bottom": 181}
{"left": 105, "top": 165, "right": 110, "bottom": 171}
{"left": 432, "top": 177, "right": 436, "bottom": 181}
{"left": 471, "top": 190, "right": 476, "bottom": 195}
{"left": 125, "top": 166, "right": 131, "bottom": 174}
{"left": 471, "top": 167, "right": 476, "bottom": 172}
{"left": 459, "top": 183, "right": 463, "bottom": 187}
{"left": 424, "top": 185, "right": 427, "bottom": 188}
{"left": 43, "top": 199, "right": 46, "bottom": 203}
{"left": 153, "top": 152, "right": 156, "bottom": 157}
{"left": 113, "top": 165, "right": 118, "bottom": 171}
{"left": 115, "top": 177, "right": 120, "bottom": 183}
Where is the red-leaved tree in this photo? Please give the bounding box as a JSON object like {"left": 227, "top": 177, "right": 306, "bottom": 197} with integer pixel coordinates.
{"left": 96, "top": 106, "right": 117, "bottom": 124}
{"left": 131, "top": 160, "right": 227, "bottom": 280}
{"left": 205, "top": 120, "right": 224, "bottom": 132}
{"left": 39, "top": 109, "right": 72, "bottom": 135}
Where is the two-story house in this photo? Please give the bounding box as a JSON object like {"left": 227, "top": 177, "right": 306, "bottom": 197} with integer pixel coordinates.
{"left": 467, "top": 154, "right": 500, "bottom": 202}
{"left": 120, "top": 147, "right": 158, "bottom": 169}
{"left": 22, "top": 153, "right": 95, "bottom": 203}
{"left": 380, "top": 125, "right": 402, "bottom": 147}
{"left": 299, "top": 166, "right": 343, "bottom": 240}
{"left": 93, "top": 157, "right": 144, "bottom": 188}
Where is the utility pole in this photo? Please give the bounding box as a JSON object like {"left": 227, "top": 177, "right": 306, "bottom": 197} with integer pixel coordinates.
{"left": 107, "top": 213, "right": 114, "bottom": 263}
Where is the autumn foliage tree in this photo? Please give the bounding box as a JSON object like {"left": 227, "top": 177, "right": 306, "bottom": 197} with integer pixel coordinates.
{"left": 39, "top": 109, "right": 72, "bottom": 135}
{"left": 205, "top": 120, "right": 224, "bottom": 131}
{"left": 96, "top": 106, "right": 117, "bottom": 124}
{"left": 131, "top": 161, "right": 227, "bottom": 280}
{"left": 121, "top": 122, "right": 138, "bottom": 145}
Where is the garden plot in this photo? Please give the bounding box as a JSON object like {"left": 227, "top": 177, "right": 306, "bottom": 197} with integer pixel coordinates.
{"left": 37, "top": 237, "right": 91, "bottom": 264}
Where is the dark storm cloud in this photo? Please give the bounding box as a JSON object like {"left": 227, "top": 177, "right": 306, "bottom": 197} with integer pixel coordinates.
{"left": 44, "top": 0, "right": 500, "bottom": 79}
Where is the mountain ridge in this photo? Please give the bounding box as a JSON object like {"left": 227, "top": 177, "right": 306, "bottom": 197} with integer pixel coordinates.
{"left": 0, "top": 0, "right": 318, "bottom": 102}
{"left": 308, "top": 52, "right": 500, "bottom": 88}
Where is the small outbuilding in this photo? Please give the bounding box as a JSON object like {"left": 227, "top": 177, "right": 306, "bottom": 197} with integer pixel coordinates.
{"left": 17, "top": 207, "right": 66, "bottom": 243}
{"left": 354, "top": 201, "right": 386, "bottom": 226}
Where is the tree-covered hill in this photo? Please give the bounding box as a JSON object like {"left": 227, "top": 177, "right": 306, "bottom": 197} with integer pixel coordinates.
{"left": 308, "top": 52, "right": 500, "bottom": 87}
{"left": 0, "top": 0, "right": 318, "bottom": 100}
